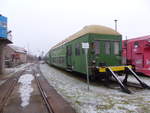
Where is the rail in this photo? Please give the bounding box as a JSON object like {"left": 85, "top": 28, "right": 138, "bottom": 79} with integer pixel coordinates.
{"left": 34, "top": 73, "right": 54, "bottom": 113}
{"left": 0, "top": 70, "right": 24, "bottom": 113}
{"left": 34, "top": 64, "right": 76, "bottom": 113}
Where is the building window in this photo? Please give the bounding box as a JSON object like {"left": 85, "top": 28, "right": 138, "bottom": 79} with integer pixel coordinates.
{"left": 94, "top": 41, "right": 100, "bottom": 55}
{"left": 105, "top": 41, "right": 111, "bottom": 55}
{"left": 114, "top": 41, "right": 119, "bottom": 55}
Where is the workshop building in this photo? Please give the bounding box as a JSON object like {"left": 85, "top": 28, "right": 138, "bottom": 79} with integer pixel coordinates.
{"left": 4, "top": 44, "right": 27, "bottom": 67}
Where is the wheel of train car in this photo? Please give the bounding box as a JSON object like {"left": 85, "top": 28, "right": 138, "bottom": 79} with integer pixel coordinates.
{"left": 89, "top": 75, "right": 96, "bottom": 81}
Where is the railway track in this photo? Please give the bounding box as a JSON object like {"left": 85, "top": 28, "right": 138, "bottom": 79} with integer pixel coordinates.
{"left": 33, "top": 64, "right": 76, "bottom": 113}
{"left": 35, "top": 73, "right": 54, "bottom": 113}
{"left": 0, "top": 70, "right": 24, "bottom": 113}
{"left": 0, "top": 64, "right": 76, "bottom": 113}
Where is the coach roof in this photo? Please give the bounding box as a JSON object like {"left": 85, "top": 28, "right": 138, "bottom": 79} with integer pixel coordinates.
{"left": 51, "top": 25, "right": 121, "bottom": 49}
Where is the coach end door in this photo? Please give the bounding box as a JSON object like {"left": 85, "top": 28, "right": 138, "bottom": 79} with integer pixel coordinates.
{"left": 66, "top": 45, "right": 72, "bottom": 69}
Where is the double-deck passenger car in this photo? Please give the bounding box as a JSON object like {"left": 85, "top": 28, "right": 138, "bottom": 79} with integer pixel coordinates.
{"left": 45, "top": 25, "right": 150, "bottom": 93}
{"left": 47, "top": 25, "right": 122, "bottom": 79}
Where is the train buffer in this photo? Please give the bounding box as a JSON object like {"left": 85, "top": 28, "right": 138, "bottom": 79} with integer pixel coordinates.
{"left": 98, "top": 66, "right": 150, "bottom": 94}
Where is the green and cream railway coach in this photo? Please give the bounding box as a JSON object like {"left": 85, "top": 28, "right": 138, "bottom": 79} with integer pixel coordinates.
{"left": 46, "top": 25, "right": 150, "bottom": 93}
{"left": 49, "top": 25, "right": 122, "bottom": 77}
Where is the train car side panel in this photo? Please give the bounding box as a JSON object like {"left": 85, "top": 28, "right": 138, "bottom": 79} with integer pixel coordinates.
{"left": 89, "top": 34, "right": 122, "bottom": 67}
{"left": 122, "top": 35, "right": 150, "bottom": 76}
{"left": 68, "top": 34, "right": 89, "bottom": 74}
{"left": 50, "top": 45, "right": 67, "bottom": 69}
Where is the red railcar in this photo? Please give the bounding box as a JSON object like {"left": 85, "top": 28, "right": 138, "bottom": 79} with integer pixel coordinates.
{"left": 122, "top": 35, "right": 150, "bottom": 76}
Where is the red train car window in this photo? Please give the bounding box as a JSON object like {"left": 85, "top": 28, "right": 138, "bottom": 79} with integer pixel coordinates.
{"left": 134, "top": 41, "right": 139, "bottom": 48}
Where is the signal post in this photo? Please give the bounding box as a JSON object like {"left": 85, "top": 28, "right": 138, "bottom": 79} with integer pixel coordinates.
{"left": 82, "top": 42, "right": 90, "bottom": 91}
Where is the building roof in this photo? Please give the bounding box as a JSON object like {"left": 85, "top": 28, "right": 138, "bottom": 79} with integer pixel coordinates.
{"left": 51, "top": 25, "right": 121, "bottom": 49}
{"left": 8, "top": 44, "right": 27, "bottom": 54}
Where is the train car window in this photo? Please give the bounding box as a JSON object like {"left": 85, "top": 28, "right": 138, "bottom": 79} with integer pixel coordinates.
{"left": 78, "top": 44, "right": 81, "bottom": 55}
{"left": 105, "top": 41, "right": 110, "bottom": 55}
{"left": 114, "top": 41, "right": 119, "bottom": 55}
{"left": 59, "top": 57, "right": 61, "bottom": 64}
{"left": 75, "top": 44, "right": 78, "bottom": 56}
{"left": 82, "top": 48, "right": 85, "bottom": 54}
{"left": 67, "top": 46, "right": 72, "bottom": 56}
{"left": 56, "top": 57, "right": 58, "bottom": 64}
{"left": 62, "top": 57, "right": 64, "bottom": 64}
{"left": 69, "top": 46, "right": 72, "bottom": 56}
{"left": 60, "top": 57, "right": 62, "bottom": 64}
{"left": 134, "top": 41, "right": 139, "bottom": 48}
{"left": 75, "top": 44, "right": 80, "bottom": 56}
{"left": 94, "top": 41, "right": 100, "bottom": 55}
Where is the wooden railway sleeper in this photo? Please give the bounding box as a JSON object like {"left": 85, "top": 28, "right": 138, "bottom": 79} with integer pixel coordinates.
{"left": 125, "top": 67, "right": 150, "bottom": 89}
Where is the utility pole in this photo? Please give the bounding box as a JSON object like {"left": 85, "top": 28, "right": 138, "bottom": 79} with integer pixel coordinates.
{"left": 114, "top": 19, "right": 118, "bottom": 31}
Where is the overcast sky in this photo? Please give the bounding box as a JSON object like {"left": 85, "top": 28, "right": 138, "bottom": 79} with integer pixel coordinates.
{"left": 0, "top": 0, "right": 150, "bottom": 55}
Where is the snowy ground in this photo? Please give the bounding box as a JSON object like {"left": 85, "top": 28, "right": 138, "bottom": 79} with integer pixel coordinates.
{"left": 4, "top": 63, "right": 33, "bottom": 76}
{"left": 0, "top": 63, "right": 33, "bottom": 86}
{"left": 40, "top": 64, "right": 150, "bottom": 113}
{"left": 18, "top": 74, "right": 34, "bottom": 108}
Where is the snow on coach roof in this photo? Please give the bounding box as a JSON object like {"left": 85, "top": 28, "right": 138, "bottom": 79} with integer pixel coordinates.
{"left": 51, "top": 25, "right": 121, "bottom": 49}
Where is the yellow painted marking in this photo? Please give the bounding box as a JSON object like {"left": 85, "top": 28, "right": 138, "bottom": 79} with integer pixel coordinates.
{"left": 99, "top": 65, "right": 132, "bottom": 72}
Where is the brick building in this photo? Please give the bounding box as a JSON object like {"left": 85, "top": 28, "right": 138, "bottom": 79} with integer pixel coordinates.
{"left": 4, "top": 44, "right": 27, "bottom": 67}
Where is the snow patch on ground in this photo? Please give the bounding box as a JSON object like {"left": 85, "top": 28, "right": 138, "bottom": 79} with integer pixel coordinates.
{"left": 5, "top": 63, "right": 33, "bottom": 76}
{"left": 80, "top": 105, "right": 97, "bottom": 113}
{"left": 40, "top": 64, "right": 150, "bottom": 113}
{"left": 36, "top": 73, "right": 40, "bottom": 77}
{"left": 0, "top": 80, "right": 6, "bottom": 86}
{"left": 18, "top": 74, "right": 34, "bottom": 107}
